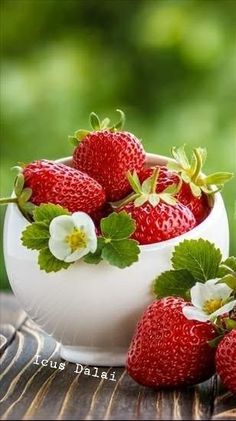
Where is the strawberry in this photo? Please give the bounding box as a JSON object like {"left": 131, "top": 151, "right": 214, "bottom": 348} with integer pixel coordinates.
{"left": 138, "top": 165, "right": 179, "bottom": 191}
{"left": 112, "top": 168, "right": 196, "bottom": 245}
{"left": 23, "top": 160, "right": 106, "bottom": 214}
{"left": 139, "top": 164, "right": 210, "bottom": 224}
{"left": 126, "top": 297, "right": 217, "bottom": 388}
{"left": 216, "top": 329, "right": 236, "bottom": 394}
{"left": 167, "top": 146, "right": 233, "bottom": 223}
{"left": 70, "top": 110, "right": 146, "bottom": 201}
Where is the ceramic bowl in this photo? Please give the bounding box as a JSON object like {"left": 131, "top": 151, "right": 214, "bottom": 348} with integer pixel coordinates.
{"left": 3, "top": 154, "right": 229, "bottom": 366}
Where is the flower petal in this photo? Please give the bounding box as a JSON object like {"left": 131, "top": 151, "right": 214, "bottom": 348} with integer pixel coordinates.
{"left": 182, "top": 305, "right": 209, "bottom": 322}
{"left": 190, "top": 283, "right": 209, "bottom": 309}
{"left": 210, "top": 300, "right": 236, "bottom": 320}
{"left": 64, "top": 246, "right": 91, "bottom": 262}
{"left": 72, "top": 211, "right": 96, "bottom": 231}
{"left": 87, "top": 231, "right": 97, "bottom": 253}
{"left": 48, "top": 238, "right": 71, "bottom": 261}
{"left": 49, "top": 215, "right": 75, "bottom": 240}
{"left": 190, "top": 279, "right": 233, "bottom": 309}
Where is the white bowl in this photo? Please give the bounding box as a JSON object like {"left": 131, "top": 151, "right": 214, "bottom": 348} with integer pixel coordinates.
{"left": 3, "top": 154, "right": 229, "bottom": 366}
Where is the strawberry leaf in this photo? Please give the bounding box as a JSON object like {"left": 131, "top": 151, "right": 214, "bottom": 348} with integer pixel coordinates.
{"left": 218, "top": 256, "right": 236, "bottom": 277}
{"left": 217, "top": 275, "right": 236, "bottom": 291}
{"left": 153, "top": 269, "right": 195, "bottom": 299}
{"left": 172, "top": 239, "right": 222, "bottom": 282}
{"left": 21, "top": 222, "right": 50, "bottom": 250}
{"left": 101, "top": 211, "right": 136, "bottom": 240}
{"left": 33, "top": 204, "right": 70, "bottom": 224}
{"left": 101, "top": 239, "right": 139, "bottom": 269}
{"left": 38, "top": 248, "right": 71, "bottom": 273}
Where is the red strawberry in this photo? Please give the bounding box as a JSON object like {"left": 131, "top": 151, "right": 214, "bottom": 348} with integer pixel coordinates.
{"left": 71, "top": 110, "right": 146, "bottom": 201}
{"left": 178, "top": 182, "right": 210, "bottom": 224}
{"left": 126, "top": 297, "right": 217, "bottom": 388}
{"left": 113, "top": 169, "right": 196, "bottom": 245}
{"left": 139, "top": 164, "right": 210, "bottom": 224}
{"left": 216, "top": 330, "right": 236, "bottom": 394}
{"left": 23, "top": 160, "right": 106, "bottom": 214}
{"left": 138, "top": 165, "right": 179, "bottom": 191}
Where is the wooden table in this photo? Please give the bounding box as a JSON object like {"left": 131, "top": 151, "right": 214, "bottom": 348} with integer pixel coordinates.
{"left": 0, "top": 293, "right": 235, "bottom": 420}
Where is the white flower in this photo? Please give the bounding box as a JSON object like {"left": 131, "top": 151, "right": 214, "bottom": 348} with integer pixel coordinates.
{"left": 183, "top": 279, "right": 236, "bottom": 322}
{"left": 48, "top": 212, "right": 97, "bottom": 263}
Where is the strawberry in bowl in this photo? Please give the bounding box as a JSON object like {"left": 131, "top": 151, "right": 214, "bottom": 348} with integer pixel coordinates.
{"left": 0, "top": 110, "right": 233, "bottom": 366}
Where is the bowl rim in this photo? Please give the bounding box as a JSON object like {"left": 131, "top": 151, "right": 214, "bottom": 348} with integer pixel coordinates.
{"left": 11, "top": 153, "right": 221, "bottom": 252}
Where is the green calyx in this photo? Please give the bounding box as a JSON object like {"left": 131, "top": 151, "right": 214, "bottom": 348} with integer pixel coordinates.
{"left": 69, "top": 109, "right": 126, "bottom": 146}
{"left": 167, "top": 145, "right": 233, "bottom": 197}
{"left": 111, "top": 168, "right": 181, "bottom": 209}
{"left": 0, "top": 166, "right": 35, "bottom": 220}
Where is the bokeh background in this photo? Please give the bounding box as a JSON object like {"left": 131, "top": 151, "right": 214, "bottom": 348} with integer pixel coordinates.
{"left": 1, "top": 0, "right": 236, "bottom": 289}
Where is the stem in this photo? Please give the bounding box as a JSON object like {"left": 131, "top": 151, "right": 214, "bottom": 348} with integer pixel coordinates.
{"left": 110, "top": 193, "right": 139, "bottom": 209}
{"left": 0, "top": 197, "right": 18, "bottom": 205}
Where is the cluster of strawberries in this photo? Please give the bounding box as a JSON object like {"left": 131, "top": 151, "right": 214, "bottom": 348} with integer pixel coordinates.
{"left": 16, "top": 110, "right": 229, "bottom": 244}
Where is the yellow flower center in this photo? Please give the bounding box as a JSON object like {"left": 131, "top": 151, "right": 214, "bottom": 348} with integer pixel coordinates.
{"left": 202, "top": 298, "right": 224, "bottom": 315}
{"left": 65, "top": 228, "right": 87, "bottom": 252}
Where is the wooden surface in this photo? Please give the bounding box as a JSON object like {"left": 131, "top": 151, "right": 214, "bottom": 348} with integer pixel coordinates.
{"left": 0, "top": 293, "right": 235, "bottom": 421}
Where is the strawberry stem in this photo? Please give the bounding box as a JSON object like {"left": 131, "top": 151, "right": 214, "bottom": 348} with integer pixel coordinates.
{"left": 0, "top": 197, "right": 18, "bottom": 204}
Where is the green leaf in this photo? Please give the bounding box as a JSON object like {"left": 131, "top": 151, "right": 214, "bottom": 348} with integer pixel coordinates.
{"left": 148, "top": 193, "right": 160, "bottom": 207}
{"left": 90, "top": 112, "right": 101, "bottom": 130}
{"left": 83, "top": 238, "right": 105, "bottom": 264}
{"left": 102, "top": 239, "right": 140, "bottom": 268}
{"left": 167, "top": 161, "right": 182, "bottom": 172}
{"left": 38, "top": 248, "right": 71, "bottom": 273}
{"left": 68, "top": 135, "right": 79, "bottom": 146}
{"left": 203, "top": 172, "right": 233, "bottom": 186}
{"left": 74, "top": 129, "right": 90, "bottom": 141}
{"left": 189, "top": 182, "right": 201, "bottom": 198}
{"left": 134, "top": 194, "right": 149, "bottom": 207}
{"left": 218, "top": 256, "right": 236, "bottom": 277}
{"left": 141, "top": 177, "right": 152, "bottom": 194}
{"left": 159, "top": 193, "right": 177, "bottom": 205}
{"left": 21, "top": 222, "right": 50, "bottom": 250}
{"left": 33, "top": 204, "right": 70, "bottom": 224}
{"left": 225, "top": 318, "right": 236, "bottom": 330}
{"left": 101, "top": 211, "right": 136, "bottom": 240}
{"left": 218, "top": 275, "right": 236, "bottom": 290}
{"left": 153, "top": 269, "right": 195, "bottom": 299}
{"left": 110, "top": 109, "right": 126, "bottom": 131}
{"left": 171, "top": 145, "right": 189, "bottom": 169}
{"left": 172, "top": 239, "right": 222, "bottom": 282}
{"left": 127, "top": 171, "right": 142, "bottom": 194}
{"left": 100, "top": 118, "right": 110, "bottom": 129}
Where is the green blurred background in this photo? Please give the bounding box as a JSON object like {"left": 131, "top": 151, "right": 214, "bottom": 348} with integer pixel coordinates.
{"left": 1, "top": 0, "right": 236, "bottom": 289}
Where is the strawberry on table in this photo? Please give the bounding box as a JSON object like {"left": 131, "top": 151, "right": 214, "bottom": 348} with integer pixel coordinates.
{"left": 21, "top": 160, "right": 106, "bottom": 215}
{"left": 126, "top": 297, "right": 217, "bottom": 388}
{"left": 112, "top": 168, "right": 196, "bottom": 245}
{"left": 216, "top": 329, "right": 236, "bottom": 395}
{"left": 70, "top": 110, "right": 146, "bottom": 201}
